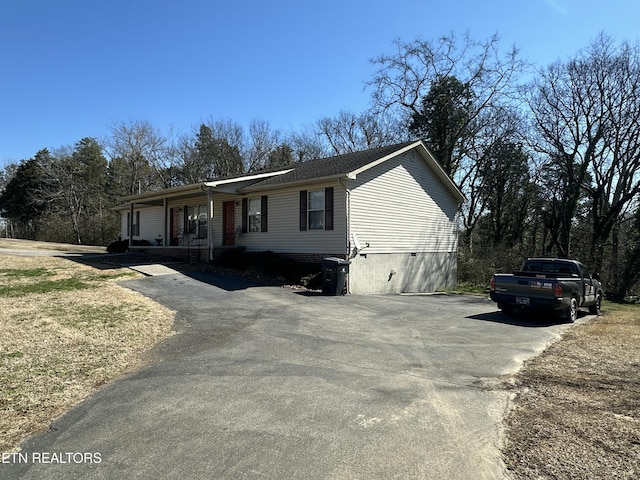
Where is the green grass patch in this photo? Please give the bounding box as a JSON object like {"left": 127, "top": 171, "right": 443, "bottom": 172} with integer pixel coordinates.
{"left": 0, "top": 277, "right": 93, "bottom": 297}
{"left": 89, "top": 271, "right": 138, "bottom": 281}
{"left": 601, "top": 300, "right": 640, "bottom": 315}
{"left": 0, "top": 268, "right": 53, "bottom": 278}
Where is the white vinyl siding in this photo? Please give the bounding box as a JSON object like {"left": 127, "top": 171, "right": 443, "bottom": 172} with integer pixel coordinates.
{"left": 236, "top": 185, "right": 346, "bottom": 254}
{"left": 349, "top": 150, "right": 459, "bottom": 254}
{"left": 121, "top": 206, "right": 164, "bottom": 243}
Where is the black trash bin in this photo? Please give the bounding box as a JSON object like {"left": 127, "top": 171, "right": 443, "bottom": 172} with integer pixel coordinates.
{"left": 322, "top": 257, "right": 351, "bottom": 295}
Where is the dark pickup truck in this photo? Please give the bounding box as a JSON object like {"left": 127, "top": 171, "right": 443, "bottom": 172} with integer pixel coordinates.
{"left": 489, "top": 258, "right": 603, "bottom": 323}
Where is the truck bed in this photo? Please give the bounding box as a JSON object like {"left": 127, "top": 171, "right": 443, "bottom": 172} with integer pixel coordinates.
{"left": 491, "top": 273, "right": 567, "bottom": 311}
{"left": 489, "top": 258, "right": 603, "bottom": 322}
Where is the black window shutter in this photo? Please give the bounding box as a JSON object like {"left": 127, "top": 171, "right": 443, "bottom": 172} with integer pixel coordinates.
{"left": 299, "top": 190, "right": 307, "bottom": 231}
{"left": 241, "top": 198, "right": 248, "bottom": 233}
{"left": 261, "top": 195, "right": 268, "bottom": 232}
{"left": 324, "top": 187, "right": 334, "bottom": 230}
{"left": 126, "top": 212, "right": 130, "bottom": 236}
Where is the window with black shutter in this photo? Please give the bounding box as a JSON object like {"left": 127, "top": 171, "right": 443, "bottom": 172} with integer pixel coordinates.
{"left": 300, "top": 188, "right": 334, "bottom": 231}
{"left": 261, "top": 195, "right": 268, "bottom": 232}
{"left": 127, "top": 211, "right": 140, "bottom": 236}
{"left": 244, "top": 196, "right": 268, "bottom": 233}
{"left": 242, "top": 198, "right": 248, "bottom": 233}
{"left": 324, "top": 187, "right": 334, "bottom": 230}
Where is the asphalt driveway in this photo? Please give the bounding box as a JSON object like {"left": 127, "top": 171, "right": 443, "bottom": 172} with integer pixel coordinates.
{"left": 2, "top": 270, "right": 579, "bottom": 479}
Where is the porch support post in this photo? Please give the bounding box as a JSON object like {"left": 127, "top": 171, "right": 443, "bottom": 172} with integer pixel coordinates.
{"left": 207, "top": 188, "right": 213, "bottom": 261}
{"left": 163, "top": 197, "right": 169, "bottom": 246}
{"left": 128, "top": 203, "right": 134, "bottom": 248}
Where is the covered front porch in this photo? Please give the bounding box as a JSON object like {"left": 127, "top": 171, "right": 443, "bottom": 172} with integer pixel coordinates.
{"left": 121, "top": 183, "right": 214, "bottom": 258}
{"left": 117, "top": 170, "right": 291, "bottom": 262}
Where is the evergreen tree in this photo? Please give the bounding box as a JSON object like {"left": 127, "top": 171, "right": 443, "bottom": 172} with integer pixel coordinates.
{"left": 0, "top": 151, "right": 48, "bottom": 238}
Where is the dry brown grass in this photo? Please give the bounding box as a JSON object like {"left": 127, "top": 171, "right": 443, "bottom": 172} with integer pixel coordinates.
{"left": 503, "top": 303, "right": 640, "bottom": 479}
{"left": 0, "top": 238, "right": 106, "bottom": 253}
{"left": 0, "top": 253, "right": 175, "bottom": 452}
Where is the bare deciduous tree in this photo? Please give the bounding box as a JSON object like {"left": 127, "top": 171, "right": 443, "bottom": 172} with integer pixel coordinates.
{"left": 316, "top": 110, "right": 407, "bottom": 155}
{"left": 246, "top": 119, "right": 282, "bottom": 171}
{"left": 368, "top": 32, "right": 526, "bottom": 122}
{"left": 528, "top": 33, "right": 640, "bottom": 282}
{"left": 106, "top": 119, "right": 168, "bottom": 194}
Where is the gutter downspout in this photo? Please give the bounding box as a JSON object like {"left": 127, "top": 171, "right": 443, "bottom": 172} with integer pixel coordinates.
{"left": 207, "top": 188, "right": 213, "bottom": 262}
{"left": 163, "top": 198, "right": 169, "bottom": 246}
{"left": 339, "top": 177, "right": 351, "bottom": 293}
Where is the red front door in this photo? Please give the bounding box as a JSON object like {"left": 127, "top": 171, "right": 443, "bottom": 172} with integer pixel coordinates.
{"left": 170, "top": 207, "right": 181, "bottom": 246}
{"left": 223, "top": 201, "right": 235, "bottom": 245}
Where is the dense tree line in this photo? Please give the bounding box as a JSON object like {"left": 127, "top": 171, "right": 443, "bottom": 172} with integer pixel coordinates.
{"left": 1, "top": 32, "right": 639, "bottom": 299}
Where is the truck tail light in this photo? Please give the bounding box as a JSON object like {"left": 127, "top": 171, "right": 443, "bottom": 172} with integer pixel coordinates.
{"left": 554, "top": 283, "right": 563, "bottom": 297}
{"left": 490, "top": 277, "right": 495, "bottom": 291}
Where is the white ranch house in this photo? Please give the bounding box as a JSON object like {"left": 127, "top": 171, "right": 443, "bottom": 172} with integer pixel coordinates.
{"left": 116, "top": 140, "right": 464, "bottom": 294}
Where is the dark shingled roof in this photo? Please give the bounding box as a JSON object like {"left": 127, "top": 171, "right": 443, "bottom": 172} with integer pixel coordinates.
{"left": 244, "top": 141, "right": 417, "bottom": 190}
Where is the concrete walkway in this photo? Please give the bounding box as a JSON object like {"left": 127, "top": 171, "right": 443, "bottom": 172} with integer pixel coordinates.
{"left": 127, "top": 263, "right": 181, "bottom": 276}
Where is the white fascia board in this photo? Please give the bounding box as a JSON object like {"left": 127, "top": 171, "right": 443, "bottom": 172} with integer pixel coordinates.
{"left": 348, "top": 140, "right": 465, "bottom": 204}
{"left": 239, "top": 174, "right": 347, "bottom": 193}
{"left": 346, "top": 141, "right": 422, "bottom": 178}
{"left": 202, "top": 169, "right": 293, "bottom": 189}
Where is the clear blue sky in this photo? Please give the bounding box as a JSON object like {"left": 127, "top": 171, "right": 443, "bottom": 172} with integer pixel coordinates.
{"left": 1, "top": 0, "right": 639, "bottom": 166}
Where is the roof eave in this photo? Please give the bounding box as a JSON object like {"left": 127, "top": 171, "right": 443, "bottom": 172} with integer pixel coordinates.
{"left": 119, "top": 183, "right": 205, "bottom": 204}
{"left": 414, "top": 141, "right": 466, "bottom": 204}
{"left": 239, "top": 173, "right": 350, "bottom": 193}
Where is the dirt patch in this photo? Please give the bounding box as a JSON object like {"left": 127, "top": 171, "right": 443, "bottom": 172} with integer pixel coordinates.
{"left": 502, "top": 303, "right": 640, "bottom": 479}
{"left": 0, "top": 253, "right": 175, "bottom": 452}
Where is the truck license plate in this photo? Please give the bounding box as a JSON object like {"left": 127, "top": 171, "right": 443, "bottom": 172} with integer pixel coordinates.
{"left": 516, "top": 297, "right": 530, "bottom": 306}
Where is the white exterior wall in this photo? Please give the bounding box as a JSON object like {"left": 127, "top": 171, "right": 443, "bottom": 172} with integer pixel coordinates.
{"left": 347, "top": 150, "right": 460, "bottom": 293}
{"left": 121, "top": 206, "right": 164, "bottom": 244}
{"left": 230, "top": 184, "right": 347, "bottom": 255}
{"left": 157, "top": 186, "right": 347, "bottom": 255}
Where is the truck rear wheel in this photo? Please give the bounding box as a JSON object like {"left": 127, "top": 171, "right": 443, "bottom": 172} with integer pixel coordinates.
{"left": 498, "top": 304, "right": 514, "bottom": 315}
{"left": 566, "top": 297, "right": 578, "bottom": 323}
{"left": 589, "top": 294, "right": 601, "bottom": 315}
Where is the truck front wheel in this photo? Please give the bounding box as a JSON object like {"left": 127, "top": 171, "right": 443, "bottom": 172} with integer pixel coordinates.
{"left": 566, "top": 297, "right": 578, "bottom": 323}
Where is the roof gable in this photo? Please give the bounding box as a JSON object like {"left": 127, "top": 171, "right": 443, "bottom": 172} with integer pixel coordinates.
{"left": 241, "top": 140, "right": 465, "bottom": 204}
